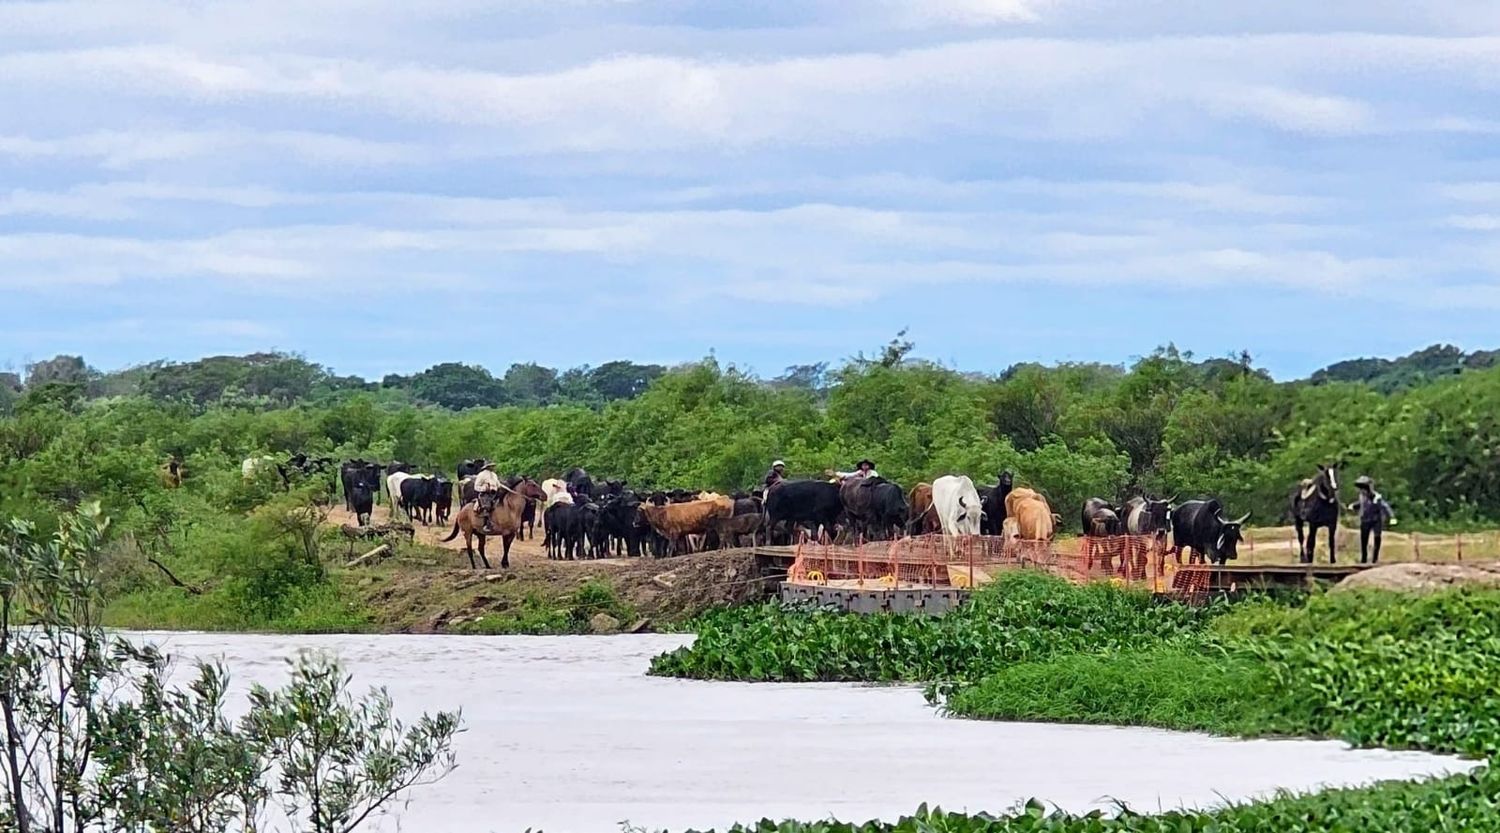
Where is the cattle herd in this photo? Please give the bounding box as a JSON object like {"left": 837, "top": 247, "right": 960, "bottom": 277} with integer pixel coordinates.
{"left": 265, "top": 457, "right": 1255, "bottom": 569}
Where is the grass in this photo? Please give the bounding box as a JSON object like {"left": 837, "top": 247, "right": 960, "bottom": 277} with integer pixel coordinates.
{"left": 104, "top": 578, "right": 375, "bottom": 634}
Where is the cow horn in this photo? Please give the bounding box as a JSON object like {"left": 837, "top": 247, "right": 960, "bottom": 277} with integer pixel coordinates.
{"left": 1233, "top": 512, "right": 1250, "bottom": 525}
{"left": 1165, "top": 494, "right": 1178, "bottom": 504}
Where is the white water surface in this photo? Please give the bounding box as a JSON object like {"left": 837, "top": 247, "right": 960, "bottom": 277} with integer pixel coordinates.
{"left": 126, "top": 632, "right": 1475, "bottom": 833}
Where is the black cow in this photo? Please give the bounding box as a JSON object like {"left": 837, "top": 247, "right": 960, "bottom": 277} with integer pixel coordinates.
{"left": 457, "top": 458, "right": 487, "bottom": 481}
{"left": 340, "top": 460, "right": 382, "bottom": 512}
{"left": 764, "top": 480, "right": 844, "bottom": 544}
{"left": 517, "top": 476, "right": 540, "bottom": 540}
{"left": 564, "top": 467, "right": 594, "bottom": 499}
{"left": 1124, "top": 495, "right": 1173, "bottom": 538}
{"left": 599, "top": 492, "right": 647, "bottom": 557}
{"left": 399, "top": 476, "right": 438, "bottom": 525}
{"left": 581, "top": 502, "right": 608, "bottom": 558}
{"left": 349, "top": 480, "right": 375, "bottom": 527}
{"left": 839, "top": 478, "right": 908, "bottom": 542}
{"left": 1081, "top": 498, "right": 1122, "bottom": 537}
{"left": 433, "top": 476, "right": 454, "bottom": 525}
{"left": 1171, "top": 500, "right": 1250, "bottom": 565}
{"left": 544, "top": 502, "right": 588, "bottom": 560}
{"left": 979, "top": 471, "right": 1014, "bottom": 536}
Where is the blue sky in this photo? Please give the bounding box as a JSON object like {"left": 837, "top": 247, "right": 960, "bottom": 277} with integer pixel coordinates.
{"left": 4, "top": 0, "right": 1500, "bottom": 381}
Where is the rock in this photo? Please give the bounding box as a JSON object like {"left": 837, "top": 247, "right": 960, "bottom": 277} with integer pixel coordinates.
{"left": 626, "top": 618, "right": 651, "bottom": 634}
{"left": 1336, "top": 561, "right": 1500, "bottom": 593}
{"left": 589, "top": 613, "right": 622, "bottom": 635}
{"left": 485, "top": 573, "right": 506, "bottom": 583}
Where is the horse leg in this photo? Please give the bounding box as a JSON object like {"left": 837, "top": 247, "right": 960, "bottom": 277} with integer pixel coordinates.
{"left": 1305, "top": 526, "right": 1319, "bottom": 564}
{"left": 1327, "top": 519, "right": 1337, "bottom": 564}
{"left": 476, "top": 534, "right": 492, "bottom": 570}
{"left": 501, "top": 535, "right": 513, "bottom": 569}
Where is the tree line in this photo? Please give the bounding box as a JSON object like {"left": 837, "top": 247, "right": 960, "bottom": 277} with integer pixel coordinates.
{"left": 4, "top": 341, "right": 1500, "bottom": 532}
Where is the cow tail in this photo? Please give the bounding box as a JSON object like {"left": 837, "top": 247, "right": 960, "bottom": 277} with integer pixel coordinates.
{"left": 440, "top": 522, "right": 461, "bottom": 543}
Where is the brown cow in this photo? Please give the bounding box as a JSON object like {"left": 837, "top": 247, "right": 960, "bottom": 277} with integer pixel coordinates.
{"left": 1005, "top": 488, "right": 1056, "bottom": 542}
{"left": 907, "top": 483, "right": 940, "bottom": 535}
{"left": 441, "top": 477, "right": 546, "bottom": 569}
{"left": 641, "top": 496, "right": 735, "bottom": 556}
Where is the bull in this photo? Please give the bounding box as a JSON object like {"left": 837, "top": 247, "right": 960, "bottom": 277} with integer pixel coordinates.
{"left": 1171, "top": 500, "right": 1250, "bottom": 565}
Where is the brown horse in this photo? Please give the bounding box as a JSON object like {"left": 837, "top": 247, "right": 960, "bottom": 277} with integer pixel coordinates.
{"left": 441, "top": 477, "right": 545, "bottom": 569}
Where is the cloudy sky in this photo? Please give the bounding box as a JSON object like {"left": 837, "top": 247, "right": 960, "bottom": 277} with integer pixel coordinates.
{"left": 4, "top": 0, "right": 1500, "bottom": 380}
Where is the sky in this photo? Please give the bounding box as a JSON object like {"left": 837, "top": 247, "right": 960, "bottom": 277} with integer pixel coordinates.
{"left": 4, "top": 1, "right": 1500, "bottom": 381}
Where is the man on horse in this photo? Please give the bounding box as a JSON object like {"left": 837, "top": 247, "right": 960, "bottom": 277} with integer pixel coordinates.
{"left": 829, "top": 459, "right": 880, "bottom": 484}
{"left": 473, "top": 462, "right": 503, "bottom": 535}
{"left": 764, "top": 460, "right": 788, "bottom": 490}
{"left": 1348, "top": 476, "right": 1396, "bottom": 564}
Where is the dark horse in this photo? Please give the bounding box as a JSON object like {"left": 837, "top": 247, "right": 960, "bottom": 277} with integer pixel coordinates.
{"left": 1291, "top": 461, "right": 1343, "bottom": 564}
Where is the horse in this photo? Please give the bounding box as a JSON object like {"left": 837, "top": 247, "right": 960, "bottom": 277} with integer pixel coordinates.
{"left": 1291, "top": 461, "right": 1343, "bottom": 564}
{"left": 441, "top": 476, "right": 546, "bottom": 569}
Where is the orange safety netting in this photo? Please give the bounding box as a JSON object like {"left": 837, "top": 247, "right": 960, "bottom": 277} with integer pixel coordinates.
{"left": 788, "top": 533, "right": 1214, "bottom": 597}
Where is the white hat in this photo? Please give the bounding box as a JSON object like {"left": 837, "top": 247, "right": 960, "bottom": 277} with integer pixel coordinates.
{"left": 773, "top": 460, "right": 786, "bottom": 468}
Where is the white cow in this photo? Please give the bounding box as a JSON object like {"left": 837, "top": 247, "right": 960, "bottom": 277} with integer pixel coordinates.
{"left": 932, "top": 474, "right": 983, "bottom": 537}
{"left": 387, "top": 471, "right": 414, "bottom": 521}
{"left": 242, "top": 455, "right": 276, "bottom": 480}
{"left": 541, "top": 478, "right": 574, "bottom": 508}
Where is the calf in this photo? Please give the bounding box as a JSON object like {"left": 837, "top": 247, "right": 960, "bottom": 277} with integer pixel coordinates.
{"left": 433, "top": 476, "right": 454, "bottom": 525}
{"left": 349, "top": 480, "right": 375, "bottom": 527}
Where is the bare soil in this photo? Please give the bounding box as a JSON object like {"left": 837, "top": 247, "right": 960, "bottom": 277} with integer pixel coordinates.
{"left": 328, "top": 504, "right": 776, "bottom": 633}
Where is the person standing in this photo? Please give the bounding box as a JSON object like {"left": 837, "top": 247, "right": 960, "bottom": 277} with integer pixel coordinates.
{"left": 1348, "top": 476, "right": 1396, "bottom": 564}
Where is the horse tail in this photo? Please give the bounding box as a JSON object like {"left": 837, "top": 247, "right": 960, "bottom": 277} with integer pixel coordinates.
{"left": 440, "top": 522, "right": 462, "bottom": 543}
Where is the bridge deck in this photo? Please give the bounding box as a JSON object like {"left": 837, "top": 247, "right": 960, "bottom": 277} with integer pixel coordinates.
{"left": 752, "top": 545, "right": 1369, "bottom": 593}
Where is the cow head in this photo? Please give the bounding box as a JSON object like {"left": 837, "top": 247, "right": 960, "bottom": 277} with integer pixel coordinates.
{"left": 1147, "top": 496, "right": 1173, "bottom": 530}
{"left": 1214, "top": 511, "right": 1251, "bottom": 559}
{"left": 998, "top": 471, "right": 1014, "bottom": 491}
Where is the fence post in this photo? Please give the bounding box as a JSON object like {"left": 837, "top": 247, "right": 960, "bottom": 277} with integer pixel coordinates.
{"left": 1413, "top": 531, "right": 1420, "bottom": 562}
{"left": 1457, "top": 532, "right": 1463, "bottom": 562}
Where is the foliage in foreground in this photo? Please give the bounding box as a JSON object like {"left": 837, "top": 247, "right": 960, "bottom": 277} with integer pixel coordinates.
{"left": 649, "top": 573, "right": 1227, "bottom": 683}
{"left": 681, "top": 769, "right": 1500, "bottom": 832}
{"left": 0, "top": 507, "right": 460, "bottom": 832}
{"left": 654, "top": 578, "right": 1500, "bottom": 833}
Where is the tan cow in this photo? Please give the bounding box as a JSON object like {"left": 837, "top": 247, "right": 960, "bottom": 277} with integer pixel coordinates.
{"left": 907, "top": 483, "right": 939, "bottom": 535}
{"left": 1005, "top": 488, "right": 1056, "bottom": 542}
{"left": 641, "top": 496, "right": 735, "bottom": 556}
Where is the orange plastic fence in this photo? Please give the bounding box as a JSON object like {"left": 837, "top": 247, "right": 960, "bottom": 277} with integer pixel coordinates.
{"left": 789, "top": 533, "right": 1214, "bottom": 597}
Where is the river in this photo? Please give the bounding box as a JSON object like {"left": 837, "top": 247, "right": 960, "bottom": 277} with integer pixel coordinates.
{"left": 130, "top": 632, "right": 1473, "bottom": 833}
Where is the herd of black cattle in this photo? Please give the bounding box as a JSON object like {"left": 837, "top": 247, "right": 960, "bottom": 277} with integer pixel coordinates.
{"left": 248, "top": 456, "right": 1263, "bottom": 566}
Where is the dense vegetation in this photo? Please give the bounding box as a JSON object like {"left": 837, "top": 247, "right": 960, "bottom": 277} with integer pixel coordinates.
{"left": 6, "top": 339, "right": 1500, "bottom": 629}
{"left": 658, "top": 576, "right": 1500, "bottom": 832}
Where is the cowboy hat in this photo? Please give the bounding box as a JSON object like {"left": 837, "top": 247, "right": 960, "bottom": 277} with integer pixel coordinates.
{"left": 482, "top": 462, "right": 497, "bottom": 471}
{"left": 772, "top": 460, "right": 786, "bottom": 468}
{"left": 856, "top": 459, "right": 876, "bottom": 469}
{"left": 1355, "top": 475, "right": 1374, "bottom": 488}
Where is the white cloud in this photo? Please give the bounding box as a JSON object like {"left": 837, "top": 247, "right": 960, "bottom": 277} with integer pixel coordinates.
{"left": 9, "top": 35, "right": 1495, "bottom": 151}
{"left": 1447, "top": 214, "right": 1500, "bottom": 231}
{"left": 0, "top": 130, "right": 423, "bottom": 169}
